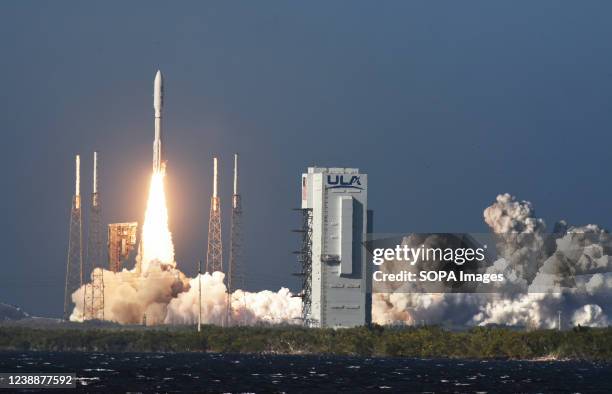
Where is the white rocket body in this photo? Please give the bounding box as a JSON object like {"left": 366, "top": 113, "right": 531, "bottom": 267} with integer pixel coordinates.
{"left": 153, "top": 70, "right": 164, "bottom": 172}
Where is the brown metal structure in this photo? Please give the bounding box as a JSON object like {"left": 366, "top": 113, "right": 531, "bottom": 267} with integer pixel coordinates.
{"left": 107, "top": 222, "right": 138, "bottom": 272}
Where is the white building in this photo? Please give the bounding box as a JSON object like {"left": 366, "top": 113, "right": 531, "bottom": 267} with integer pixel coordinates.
{"left": 301, "top": 167, "right": 372, "bottom": 328}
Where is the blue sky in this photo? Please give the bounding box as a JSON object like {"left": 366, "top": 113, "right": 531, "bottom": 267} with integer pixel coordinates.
{"left": 2, "top": 1, "right": 612, "bottom": 316}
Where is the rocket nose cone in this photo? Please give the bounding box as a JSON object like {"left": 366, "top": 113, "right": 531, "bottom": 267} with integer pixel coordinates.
{"left": 154, "top": 70, "right": 163, "bottom": 112}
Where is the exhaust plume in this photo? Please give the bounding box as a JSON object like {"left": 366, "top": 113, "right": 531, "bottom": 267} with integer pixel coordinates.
{"left": 71, "top": 267, "right": 301, "bottom": 325}
{"left": 141, "top": 170, "right": 175, "bottom": 272}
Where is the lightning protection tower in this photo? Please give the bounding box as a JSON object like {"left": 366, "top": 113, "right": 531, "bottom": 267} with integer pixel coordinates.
{"left": 64, "top": 155, "right": 84, "bottom": 320}
{"left": 206, "top": 156, "right": 223, "bottom": 274}
{"left": 227, "top": 153, "right": 244, "bottom": 325}
{"left": 84, "top": 151, "right": 104, "bottom": 321}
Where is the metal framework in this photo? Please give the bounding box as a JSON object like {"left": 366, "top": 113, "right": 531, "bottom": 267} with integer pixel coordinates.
{"left": 206, "top": 156, "right": 223, "bottom": 274}
{"left": 64, "top": 155, "right": 83, "bottom": 321}
{"left": 84, "top": 152, "right": 104, "bottom": 321}
{"left": 108, "top": 222, "right": 138, "bottom": 272}
{"left": 227, "top": 154, "right": 243, "bottom": 325}
{"left": 293, "top": 208, "right": 313, "bottom": 325}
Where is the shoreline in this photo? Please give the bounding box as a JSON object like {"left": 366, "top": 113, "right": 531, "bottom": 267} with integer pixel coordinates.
{"left": 0, "top": 348, "right": 596, "bottom": 363}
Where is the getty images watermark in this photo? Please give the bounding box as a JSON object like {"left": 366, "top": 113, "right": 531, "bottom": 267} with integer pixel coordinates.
{"left": 363, "top": 233, "right": 605, "bottom": 294}
{"left": 371, "top": 242, "right": 502, "bottom": 283}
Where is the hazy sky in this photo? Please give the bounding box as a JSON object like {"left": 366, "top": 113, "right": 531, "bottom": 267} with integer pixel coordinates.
{"left": 2, "top": 2, "right": 612, "bottom": 317}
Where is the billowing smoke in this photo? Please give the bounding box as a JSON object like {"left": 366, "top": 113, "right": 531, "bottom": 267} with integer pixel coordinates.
{"left": 70, "top": 264, "right": 301, "bottom": 325}
{"left": 373, "top": 193, "right": 612, "bottom": 328}
{"left": 71, "top": 189, "right": 611, "bottom": 328}
{"left": 72, "top": 261, "right": 189, "bottom": 324}
{"left": 483, "top": 193, "right": 549, "bottom": 283}
{"left": 165, "top": 272, "right": 302, "bottom": 325}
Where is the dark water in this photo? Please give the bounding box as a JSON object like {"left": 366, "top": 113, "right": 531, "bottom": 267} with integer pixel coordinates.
{"left": 0, "top": 351, "right": 610, "bottom": 393}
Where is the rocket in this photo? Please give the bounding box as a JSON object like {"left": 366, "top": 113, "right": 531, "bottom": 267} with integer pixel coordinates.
{"left": 153, "top": 70, "right": 164, "bottom": 172}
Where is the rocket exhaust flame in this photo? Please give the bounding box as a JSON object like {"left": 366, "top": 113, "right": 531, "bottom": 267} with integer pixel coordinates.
{"left": 141, "top": 169, "right": 175, "bottom": 271}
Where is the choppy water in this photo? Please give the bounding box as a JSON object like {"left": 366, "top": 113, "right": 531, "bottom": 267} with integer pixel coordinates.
{"left": 0, "top": 351, "right": 610, "bottom": 392}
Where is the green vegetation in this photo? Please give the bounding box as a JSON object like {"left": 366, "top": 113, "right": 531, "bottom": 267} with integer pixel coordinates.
{"left": 0, "top": 325, "right": 611, "bottom": 360}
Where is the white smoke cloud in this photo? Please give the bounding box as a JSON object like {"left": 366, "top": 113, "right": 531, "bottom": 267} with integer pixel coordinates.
{"left": 71, "top": 260, "right": 189, "bottom": 324}
{"left": 373, "top": 193, "right": 612, "bottom": 329}
{"left": 483, "top": 193, "right": 549, "bottom": 283}
{"left": 372, "top": 293, "right": 483, "bottom": 327}
{"left": 165, "top": 272, "right": 302, "bottom": 325}
{"left": 71, "top": 262, "right": 301, "bottom": 326}
{"left": 572, "top": 304, "right": 609, "bottom": 327}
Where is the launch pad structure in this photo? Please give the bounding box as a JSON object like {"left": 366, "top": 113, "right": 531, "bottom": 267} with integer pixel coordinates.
{"left": 84, "top": 152, "right": 105, "bottom": 320}
{"left": 108, "top": 222, "right": 138, "bottom": 272}
{"left": 64, "top": 155, "right": 83, "bottom": 321}
{"left": 206, "top": 156, "right": 223, "bottom": 274}
{"left": 293, "top": 207, "right": 313, "bottom": 324}
{"left": 227, "top": 154, "right": 244, "bottom": 325}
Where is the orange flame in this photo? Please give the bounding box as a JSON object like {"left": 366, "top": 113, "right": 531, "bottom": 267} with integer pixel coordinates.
{"left": 141, "top": 169, "right": 175, "bottom": 271}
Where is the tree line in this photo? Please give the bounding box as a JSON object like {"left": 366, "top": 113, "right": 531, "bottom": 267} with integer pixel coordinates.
{"left": 0, "top": 325, "right": 610, "bottom": 360}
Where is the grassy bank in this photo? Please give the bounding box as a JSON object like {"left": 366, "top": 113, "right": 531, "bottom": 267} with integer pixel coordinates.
{"left": 0, "top": 325, "right": 611, "bottom": 360}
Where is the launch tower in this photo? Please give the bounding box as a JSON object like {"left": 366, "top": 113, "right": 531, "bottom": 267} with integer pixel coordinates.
{"left": 63, "top": 155, "right": 84, "bottom": 320}
{"left": 84, "top": 152, "right": 105, "bottom": 320}
{"left": 206, "top": 156, "right": 223, "bottom": 274}
{"left": 227, "top": 154, "right": 244, "bottom": 324}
